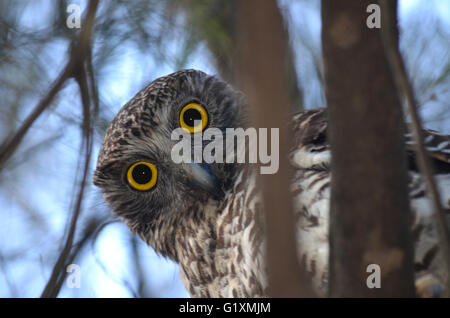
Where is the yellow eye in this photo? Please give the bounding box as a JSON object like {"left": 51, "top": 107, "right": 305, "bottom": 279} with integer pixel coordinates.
{"left": 126, "top": 161, "right": 158, "bottom": 191}
{"left": 179, "top": 103, "right": 208, "bottom": 133}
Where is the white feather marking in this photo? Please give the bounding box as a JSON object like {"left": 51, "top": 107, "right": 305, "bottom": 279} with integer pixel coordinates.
{"left": 425, "top": 135, "right": 434, "bottom": 143}
{"left": 437, "top": 141, "right": 450, "bottom": 150}
{"left": 291, "top": 148, "right": 331, "bottom": 169}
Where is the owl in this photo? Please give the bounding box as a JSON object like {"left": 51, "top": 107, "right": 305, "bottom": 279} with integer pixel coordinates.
{"left": 93, "top": 69, "right": 450, "bottom": 297}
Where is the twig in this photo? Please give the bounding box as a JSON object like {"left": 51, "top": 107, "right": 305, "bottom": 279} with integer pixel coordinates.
{"left": 40, "top": 0, "right": 99, "bottom": 298}
{"left": 379, "top": 0, "right": 450, "bottom": 293}
{"left": 40, "top": 68, "right": 93, "bottom": 298}
{"left": 50, "top": 217, "right": 102, "bottom": 296}
{"left": 0, "top": 65, "right": 72, "bottom": 172}
{"left": 0, "top": 0, "right": 99, "bottom": 174}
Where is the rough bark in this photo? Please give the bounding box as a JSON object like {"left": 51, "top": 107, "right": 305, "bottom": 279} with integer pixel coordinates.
{"left": 322, "top": 0, "right": 415, "bottom": 297}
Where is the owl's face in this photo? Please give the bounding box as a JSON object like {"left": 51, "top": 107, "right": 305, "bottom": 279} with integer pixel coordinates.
{"left": 93, "top": 70, "right": 246, "bottom": 260}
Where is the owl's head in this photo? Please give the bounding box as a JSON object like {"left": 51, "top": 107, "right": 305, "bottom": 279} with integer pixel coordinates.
{"left": 93, "top": 69, "right": 246, "bottom": 259}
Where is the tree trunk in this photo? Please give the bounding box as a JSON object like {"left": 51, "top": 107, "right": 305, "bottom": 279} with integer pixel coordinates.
{"left": 236, "top": 0, "right": 314, "bottom": 297}
{"left": 322, "top": 0, "right": 415, "bottom": 297}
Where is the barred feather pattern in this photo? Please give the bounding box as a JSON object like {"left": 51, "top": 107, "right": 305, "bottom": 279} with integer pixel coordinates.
{"left": 94, "top": 70, "right": 450, "bottom": 298}
{"left": 181, "top": 108, "right": 450, "bottom": 297}
{"left": 288, "top": 108, "right": 450, "bottom": 297}
{"left": 179, "top": 168, "right": 267, "bottom": 297}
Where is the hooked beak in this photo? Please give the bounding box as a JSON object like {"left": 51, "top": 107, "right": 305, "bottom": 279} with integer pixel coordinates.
{"left": 177, "top": 163, "right": 225, "bottom": 201}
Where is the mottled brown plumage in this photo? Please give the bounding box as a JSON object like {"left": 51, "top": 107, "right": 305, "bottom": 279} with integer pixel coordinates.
{"left": 94, "top": 70, "right": 450, "bottom": 297}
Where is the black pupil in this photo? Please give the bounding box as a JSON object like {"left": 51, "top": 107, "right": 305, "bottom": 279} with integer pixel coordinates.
{"left": 183, "top": 108, "right": 202, "bottom": 127}
{"left": 132, "top": 164, "right": 152, "bottom": 184}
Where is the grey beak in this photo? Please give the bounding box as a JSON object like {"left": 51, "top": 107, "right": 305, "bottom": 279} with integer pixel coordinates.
{"left": 178, "top": 163, "right": 225, "bottom": 200}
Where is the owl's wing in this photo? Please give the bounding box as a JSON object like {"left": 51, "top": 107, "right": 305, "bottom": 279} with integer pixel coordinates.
{"left": 289, "top": 108, "right": 331, "bottom": 294}
{"left": 404, "top": 127, "right": 450, "bottom": 173}
{"left": 290, "top": 108, "right": 330, "bottom": 171}
{"left": 289, "top": 107, "right": 450, "bottom": 172}
{"left": 288, "top": 107, "right": 450, "bottom": 297}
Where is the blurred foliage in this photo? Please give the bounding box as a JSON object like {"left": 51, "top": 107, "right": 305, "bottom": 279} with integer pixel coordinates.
{"left": 167, "top": 0, "right": 304, "bottom": 110}
{"left": 0, "top": 0, "right": 449, "bottom": 297}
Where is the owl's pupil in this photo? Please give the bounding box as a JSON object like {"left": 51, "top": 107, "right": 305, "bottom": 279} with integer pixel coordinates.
{"left": 132, "top": 164, "right": 152, "bottom": 184}
{"left": 183, "top": 109, "right": 202, "bottom": 127}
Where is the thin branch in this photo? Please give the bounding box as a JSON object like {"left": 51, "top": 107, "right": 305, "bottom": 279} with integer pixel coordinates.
{"left": 379, "top": 0, "right": 450, "bottom": 293}
{"left": 40, "top": 68, "right": 94, "bottom": 298}
{"left": 47, "top": 217, "right": 101, "bottom": 297}
{"left": 0, "top": 65, "right": 72, "bottom": 172}
{"left": 0, "top": 0, "right": 99, "bottom": 174}
{"left": 40, "top": 0, "right": 99, "bottom": 298}
{"left": 2, "top": 133, "right": 63, "bottom": 171}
